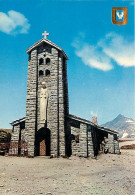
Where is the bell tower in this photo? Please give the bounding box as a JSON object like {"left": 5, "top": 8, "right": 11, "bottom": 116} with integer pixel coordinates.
{"left": 25, "top": 31, "right": 70, "bottom": 157}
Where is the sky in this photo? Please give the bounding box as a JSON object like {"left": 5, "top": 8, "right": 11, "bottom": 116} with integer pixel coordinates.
{"left": 0, "top": 0, "right": 134, "bottom": 128}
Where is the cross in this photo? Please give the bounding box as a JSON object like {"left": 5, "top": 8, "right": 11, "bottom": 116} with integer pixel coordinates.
{"left": 42, "top": 30, "right": 49, "bottom": 39}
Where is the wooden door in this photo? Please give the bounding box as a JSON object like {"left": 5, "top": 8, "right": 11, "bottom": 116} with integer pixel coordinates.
{"left": 40, "top": 140, "right": 46, "bottom": 156}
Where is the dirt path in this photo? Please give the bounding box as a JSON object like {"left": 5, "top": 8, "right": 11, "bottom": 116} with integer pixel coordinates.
{"left": 0, "top": 150, "right": 135, "bottom": 195}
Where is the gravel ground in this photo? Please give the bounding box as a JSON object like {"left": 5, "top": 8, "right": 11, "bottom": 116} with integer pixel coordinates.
{"left": 0, "top": 150, "right": 135, "bottom": 195}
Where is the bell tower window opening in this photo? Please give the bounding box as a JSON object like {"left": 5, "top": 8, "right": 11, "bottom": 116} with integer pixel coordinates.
{"left": 46, "top": 58, "right": 50, "bottom": 65}
{"left": 45, "top": 69, "right": 50, "bottom": 76}
{"left": 39, "top": 70, "right": 44, "bottom": 76}
{"left": 39, "top": 58, "right": 44, "bottom": 65}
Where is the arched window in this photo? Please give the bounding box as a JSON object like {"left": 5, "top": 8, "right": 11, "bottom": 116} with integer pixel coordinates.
{"left": 39, "top": 58, "right": 44, "bottom": 65}
{"left": 39, "top": 70, "right": 44, "bottom": 76}
{"left": 46, "top": 58, "right": 50, "bottom": 65}
{"left": 45, "top": 69, "right": 50, "bottom": 76}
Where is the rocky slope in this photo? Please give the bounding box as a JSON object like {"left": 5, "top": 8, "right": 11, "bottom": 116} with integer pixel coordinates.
{"left": 102, "top": 114, "right": 135, "bottom": 138}
{"left": 0, "top": 130, "right": 11, "bottom": 142}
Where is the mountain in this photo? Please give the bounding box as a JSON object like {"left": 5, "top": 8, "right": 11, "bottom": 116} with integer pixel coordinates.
{"left": 102, "top": 114, "right": 135, "bottom": 138}
{"left": 0, "top": 129, "right": 11, "bottom": 142}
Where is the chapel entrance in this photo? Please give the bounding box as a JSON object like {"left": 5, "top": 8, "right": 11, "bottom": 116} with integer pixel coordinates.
{"left": 36, "top": 128, "right": 50, "bottom": 156}
{"left": 40, "top": 140, "right": 46, "bottom": 156}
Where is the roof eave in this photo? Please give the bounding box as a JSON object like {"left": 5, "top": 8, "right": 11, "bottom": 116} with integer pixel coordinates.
{"left": 26, "top": 38, "right": 69, "bottom": 60}
{"left": 10, "top": 117, "right": 26, "bottom": 126}
{"left": 68, "top": 114, "right": 118, "bottom": 135}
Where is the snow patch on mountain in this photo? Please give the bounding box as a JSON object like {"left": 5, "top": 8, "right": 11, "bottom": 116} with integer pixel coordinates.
{"left": 102, "top": 114, "right": 135, "bottom": 138}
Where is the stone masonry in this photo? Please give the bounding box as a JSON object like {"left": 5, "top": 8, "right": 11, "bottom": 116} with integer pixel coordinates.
{"left": 25, "top": 38, "right": 69, "bottom": 157}
{"left": 9, "top": 32, "right": 120, "bottom": 157}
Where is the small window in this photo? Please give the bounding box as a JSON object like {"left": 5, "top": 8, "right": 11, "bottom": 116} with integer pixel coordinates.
{"left": 75, "top": 135, "right": 79, "bottom": 143}
{"left": 45, "top": 69, "right": 50, "bottom": 76}
{"left": 39, "top": 58, "right": 44, "bottom": 65}
{"left": 39, "top": 70, "right": 44, "bottom": 76}
{"left": 46, "top": 58, "right": 50, "bottom": 65}
{"left": 114, "top": 134, "right": 117, "bottom": 140}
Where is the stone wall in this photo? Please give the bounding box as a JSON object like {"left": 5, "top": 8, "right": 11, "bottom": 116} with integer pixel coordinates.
{"left": 70, "top": 117, "right": 120, "bottom": 157}
{"left": 70, "top": 120, "right": 94, "bottom": 157}
{"left": 25, "top": 49, "right": 38, "bottom": 157}
{"left": 87, "top": 126, "right": 94, "bottom": 157}
{"left": 9, "top": 124, "right": 28, "bottom": 156}
{"left": 9, "top": 124, "right": 20, "bottom": 155}
{"left": 20, "top": 128, "right": 28, "bottom": 156}
{"left": 114, "top": 140, "right": 120, "bottom": 154}
{"left": 71, "top": 126, "right": 80, "bottom": 156}
{"left": 105, "top": 134, "right": 120, "bottom": 154}
{"left": 58, "top": 53, "right": 66, "bottom": 156}
{"left": 10, "top": 125, "right": 20, "bottom": 142}
{"left": 25, "top": 42, "right": 69, "bottom": 157}
{"left": 79, "top": 123, "right": 87, "bottom": 157}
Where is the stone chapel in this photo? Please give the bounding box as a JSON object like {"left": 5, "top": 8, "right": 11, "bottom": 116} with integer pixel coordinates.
{"left": 9, "top": 31, "right": 120, "bottom": 157}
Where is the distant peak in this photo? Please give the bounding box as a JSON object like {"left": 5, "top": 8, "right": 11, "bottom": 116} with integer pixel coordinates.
{"left": 117, "top": 114, "right": 124, "bottom": 118}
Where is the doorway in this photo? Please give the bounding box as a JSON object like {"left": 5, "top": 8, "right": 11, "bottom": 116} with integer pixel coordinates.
{"left": 36, "top": 128, "right": 50, "bottom": 156}
{"left": 40, "top": 140, "right": 46, "bottom": 156}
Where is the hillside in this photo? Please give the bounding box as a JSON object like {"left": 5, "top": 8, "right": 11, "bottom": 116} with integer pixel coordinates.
{"left": 0, "top": 129, "right": 11, "bottom": 142}
{"left": 102, "top": 114, "right": 135, "bottom": 138}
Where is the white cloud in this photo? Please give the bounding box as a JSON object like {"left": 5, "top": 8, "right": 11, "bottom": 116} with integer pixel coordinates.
{"left": 76, "top": 45, "right": 113, "bottom": 71}
{"left": 90, "top": 111, "right": 97, "bottom": 117}
{"left": 98, "top": 33, "right": 135, "bottom": 67}
{"left": 0, "top": 10, "right": 30, "bottom": 35}
{"left": 72, "top": 32, "right": 135, "bottom": 71}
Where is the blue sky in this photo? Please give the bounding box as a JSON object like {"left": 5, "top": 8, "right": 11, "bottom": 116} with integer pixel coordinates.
{"left": 0, "top": 0, "right": 134, "bottom": 128}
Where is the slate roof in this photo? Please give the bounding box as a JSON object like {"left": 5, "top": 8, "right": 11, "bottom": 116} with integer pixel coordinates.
{"left": 68, "top": 114, "right": 119, "bottom": 135}
{"left": 10, "top": 114, "right": 118, "bottom": 135}
{"left": 26, "top": 38, "right": 68, "bottom": 60}
{"left": 10, "top": 117, "right": 26, "bottom": 126}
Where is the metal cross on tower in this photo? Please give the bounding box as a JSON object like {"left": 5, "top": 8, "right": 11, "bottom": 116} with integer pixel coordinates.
{"left": 42, "top": 31, "right": 49, "bottom": 39}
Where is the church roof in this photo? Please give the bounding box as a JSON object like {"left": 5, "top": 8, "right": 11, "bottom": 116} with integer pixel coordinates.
{"left": 10, "top": 115, "right": 118, "bottom": 135}
{"left": 68, "top": 114, "right": 119, "bottom": 135}
{"left": 10, "top": 117, "right": 26, "bottom": 126}
{"left": 26, "top": 38, "right": 68, "bottom": 60}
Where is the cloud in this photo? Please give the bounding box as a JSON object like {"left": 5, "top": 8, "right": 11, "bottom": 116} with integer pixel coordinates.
{"left": 72, "top": 32, "right": 135, "bottom": 71}
{"left": 90, "top": 111, "right": 97, "bottom": 117}
{"left": 0, "top": 10, "right": 30, "bottom": 35}
{"left": 76, "top": 44, "right": 113, "bottom": 71}
{"left": 98, "top": 33, "right": 135, "bottom": 67}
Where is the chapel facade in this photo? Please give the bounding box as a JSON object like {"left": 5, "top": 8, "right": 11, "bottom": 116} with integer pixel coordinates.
{"left": 9, "top": 32, "right": 120, "bottom": 157}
